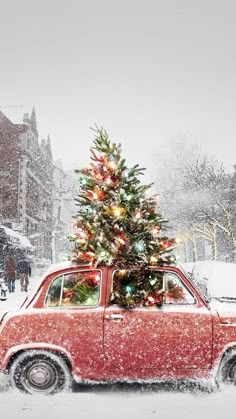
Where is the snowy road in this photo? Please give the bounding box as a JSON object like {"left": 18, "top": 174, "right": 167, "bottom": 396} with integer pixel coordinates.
{"left": 0, "top": 383, "right": 235, "bottom": 419}
{"left": 0, "top": 278, "right": 235, "bottom": 419}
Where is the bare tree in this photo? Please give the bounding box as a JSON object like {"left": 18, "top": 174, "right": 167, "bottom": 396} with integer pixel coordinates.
{"left": 184, "top": 159, "right": 236, "bottom": 259}
{"left": 153, "top": 138, "right": 235, "bottom": 261}
{"left": 192, "top": 222, "right": 218, "bottom": 260}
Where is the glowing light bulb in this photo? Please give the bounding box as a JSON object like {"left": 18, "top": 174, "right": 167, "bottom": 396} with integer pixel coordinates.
{"left": 94, "top": 274, "right": 100, "bottom": 284}
{"left": 147, "top": 296, "right": 155, "bottom": 303}
{"left": 124, "top": 170, "right": 130, "bottom": 178}
{"left": 109, "top": 161, "right": 116, "bottom": 170}
{"left": 150, "top": 255, "right": 158, "bottom": 264}
{"left": 79, "top": 176, "right": 87, "bottom": 186}
{"left": 135, "top": 241, "right": 145, "bottom": 252}
{"left": 150, "top": 279, "right": 156, "bottom": 286}
{"left": 151, "top": 226, "right": 160, "bottom": 236}
{"left": 117, "top": 237, "right": 125, "bottom": 245}
{"left": 106, "top": 176, "right": 112, "bottom": 185}
{"left": 114, "top": 208, "right": 122, "bottom": 217}
{"left": 125, "top": 285, "right": 134, "bottom": 293}
{"left": 117, "top": 269, "right": 127, "bottom": 277}
{"left": 126, "top": 194, "right": 132, "bottom": 201}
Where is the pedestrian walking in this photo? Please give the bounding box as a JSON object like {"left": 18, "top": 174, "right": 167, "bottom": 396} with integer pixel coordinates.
{"left": 5, "top": 255, "right": 16, "bottom": 293}
{"left": 0, "top": 277, "right": 8, "bottom": 300}
{"left": 17, "top": 258, "right": 31, "bottom": 292}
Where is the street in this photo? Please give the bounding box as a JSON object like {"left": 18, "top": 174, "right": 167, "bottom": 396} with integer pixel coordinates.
{"left": 0, "top": 376, "right": 235, "bottom": 419}
{"left": 1, "top": 285, "right": 28, "bottom": 308}
{"left": 0, "top": 276, "right": 37, "bottom": 312}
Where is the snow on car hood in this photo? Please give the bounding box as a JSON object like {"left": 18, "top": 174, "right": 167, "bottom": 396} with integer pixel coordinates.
{"left": 182, "top": 261, "right": 236, "bottom": 299}
{"left": 182, "top": 261, "right": 236, "bottom": 323}
{"left": 210, "top": 299, "right": 236, "bottom": 324}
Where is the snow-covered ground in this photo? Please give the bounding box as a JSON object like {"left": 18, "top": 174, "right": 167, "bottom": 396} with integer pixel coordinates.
{"left": 0, "top": 266, "right": 235, "bottom": 418}
{"left": 0, "top": 275, "right": 40, "bottom": 315}
{"left": 0, "top": 380, "right": 235, "bottom": 419}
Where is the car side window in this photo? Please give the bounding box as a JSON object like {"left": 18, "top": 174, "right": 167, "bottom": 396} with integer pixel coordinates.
{"left": 110, "top": 269, "right": 164, "bottom": 307}
{"left": 164, "top": 272, "right": 196, "bottom": 305}
{"left": 109, "top": 269, "right": 196, "bottom": 307}
{"left": 45, "top": 270, "right": 101, "bottom": 307}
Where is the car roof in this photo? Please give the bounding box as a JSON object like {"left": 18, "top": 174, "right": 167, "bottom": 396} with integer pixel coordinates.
{"left": 44, "top": 260, "right": 92, "bottom": 276}
{"left": 43, "top": 262, "right": 181, "bottom": 275}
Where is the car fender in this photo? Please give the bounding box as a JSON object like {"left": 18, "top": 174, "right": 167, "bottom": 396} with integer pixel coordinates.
{"left": 1, "top": 342, "right": 74, "bottom": 371}
{"left": 212, "top": 341, "right": 236, "bottom": 377}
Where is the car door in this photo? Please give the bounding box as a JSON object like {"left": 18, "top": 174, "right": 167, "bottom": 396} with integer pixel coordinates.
{"left": 103, "top": 268, "right": 213, "bottom": 370}
{"left": 42, "top": 268, "right": 105, "bottom": 375}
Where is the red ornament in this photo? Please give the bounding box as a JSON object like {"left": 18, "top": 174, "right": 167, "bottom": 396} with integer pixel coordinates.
{"left": 160, "top": 239, "right": 174, "bottom": 250}
{"left": 151, "top": 226, "right": 161, "bottom": 237}
{"left": 87, "top": 189, "right": 106, "bottom": 201}
{"left": 79, "top": 251, "right": 97, "bottom": 262}
{"left": 93, "top": 172, "right": 105, "bottom": 182}
{"left": 115, "top": 232, "right": 128, "bottom": 247}
{"left": 145, "top": 291, "right": 164, "bottom": 306}
{"left": 105, "top": 174, "right": 118, "bottom": 187}
{"left": 63, "top": 291, "right": 75, "bottom": 299}
{"left": 85, "top": 272, "right": 100, "bottom": 286}
{"left": 133, "top": 210, "right": 143, "bottom": 220}
{"left": 166, "top": 286, "right": 184, "bottom": 302}
{"left": 90, "top": 149, "right": 104, "bottom": 163}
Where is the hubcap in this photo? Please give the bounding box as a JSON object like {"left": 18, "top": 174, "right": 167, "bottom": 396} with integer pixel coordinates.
{"left": 23, "top": 361, "right": 58, "bottom": 391}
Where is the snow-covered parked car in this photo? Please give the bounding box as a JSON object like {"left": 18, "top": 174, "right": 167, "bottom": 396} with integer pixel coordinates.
{"left": 1, "top": 260, "right": 236, "bottom": 394}
{"left": 182, "top": 261, "right": 236, "bottom": 304}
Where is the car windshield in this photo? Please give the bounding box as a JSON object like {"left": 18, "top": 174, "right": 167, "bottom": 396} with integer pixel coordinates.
{"left": 181, "top": 262, "right": 236, "bottom": 301}
{"left": 180, "top": 265, "right": 209, "bottom": 302}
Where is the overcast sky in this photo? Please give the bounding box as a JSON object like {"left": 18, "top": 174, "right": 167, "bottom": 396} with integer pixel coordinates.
{"left": 1, "top": 0, "right": 236, "bottom": 181}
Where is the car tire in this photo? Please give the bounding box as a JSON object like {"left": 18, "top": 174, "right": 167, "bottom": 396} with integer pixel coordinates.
{"left": 217, "top": 350, "right": 236, "bottom": 387}
{"left": 9, "top": 350, "right": 72, "bottom": 395}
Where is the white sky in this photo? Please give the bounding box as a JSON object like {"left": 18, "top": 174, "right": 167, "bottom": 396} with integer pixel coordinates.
{"left": 1, "top": 0, "right": 236, "bottom": 181}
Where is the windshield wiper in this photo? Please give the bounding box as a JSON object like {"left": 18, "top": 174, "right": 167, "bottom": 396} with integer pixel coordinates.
{"left": 214, "top": 296, "right": 236, "bottom": 303}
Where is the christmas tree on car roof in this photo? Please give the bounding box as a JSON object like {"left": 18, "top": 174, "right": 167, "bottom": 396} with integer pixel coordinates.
{"left": 69, "top": 127, "right": 176, "bottom": 268}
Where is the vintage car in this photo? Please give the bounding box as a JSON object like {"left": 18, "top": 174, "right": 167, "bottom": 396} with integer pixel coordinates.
{"left": 0, "top": 261, "right": 236, "bottom": 394}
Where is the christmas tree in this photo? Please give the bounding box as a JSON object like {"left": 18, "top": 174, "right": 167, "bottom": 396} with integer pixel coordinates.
{"left": 69, "top": 127, "right": 176, "bottom": 269}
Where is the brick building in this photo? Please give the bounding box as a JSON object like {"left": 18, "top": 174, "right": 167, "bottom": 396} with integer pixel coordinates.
{"left": 0, "top": 107, "right": 54, "bottom": 263}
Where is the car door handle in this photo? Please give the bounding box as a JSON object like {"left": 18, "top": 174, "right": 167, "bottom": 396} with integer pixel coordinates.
{"left": 105, "top": 314, "right": 124, "bottom": 320}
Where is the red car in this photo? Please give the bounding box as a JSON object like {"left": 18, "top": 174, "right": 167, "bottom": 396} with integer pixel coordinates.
{"left": 0, "top": 261, "right": 236, "bottom": 394}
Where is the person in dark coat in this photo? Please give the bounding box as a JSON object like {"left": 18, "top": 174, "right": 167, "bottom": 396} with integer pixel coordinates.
{"left": 5, "top": 256, "right": 16, "bottom": 293}
{"left": 17, "top": 259, "right": 31, "bottom": 292}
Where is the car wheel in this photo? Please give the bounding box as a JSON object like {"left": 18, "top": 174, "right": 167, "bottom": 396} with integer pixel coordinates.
{"left": 9, "top": 350, "right": 72, "bottom": 395}
{"left": 217, "top": 350, "right": 236, "bottom": 387}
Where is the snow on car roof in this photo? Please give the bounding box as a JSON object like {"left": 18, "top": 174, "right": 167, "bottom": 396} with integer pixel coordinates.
{"left": 44, "top": 260, "right": 91, "bottom": 276}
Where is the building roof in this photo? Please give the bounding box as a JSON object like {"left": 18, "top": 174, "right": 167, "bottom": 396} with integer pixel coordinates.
{"left": 0, "top": 106, "right": 33, "bottom": 125}
{"left": 0, "top": 225, "right": 33, "bottom": 249}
